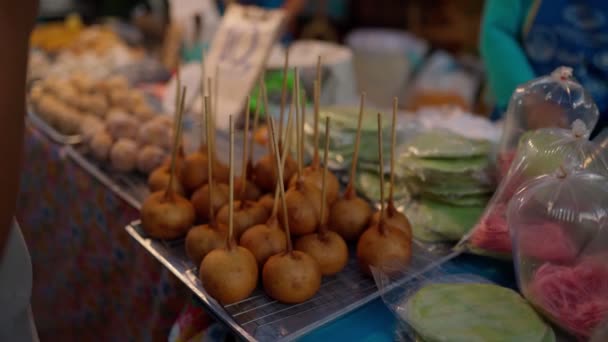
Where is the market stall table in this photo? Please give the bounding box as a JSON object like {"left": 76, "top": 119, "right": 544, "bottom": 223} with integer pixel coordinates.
{"left": 16, "top": 123, "right": 188, "bottom": 341}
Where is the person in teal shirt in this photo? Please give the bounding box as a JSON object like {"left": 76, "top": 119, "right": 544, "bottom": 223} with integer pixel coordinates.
{"left": 481, "top": 0, "right": 608, "bottom": 134}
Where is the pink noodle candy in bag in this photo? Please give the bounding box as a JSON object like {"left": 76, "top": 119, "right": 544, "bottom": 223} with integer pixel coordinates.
{"left": 497, "top": 66, "right": 599, "bottom": 179}
{"left": 457, "top": 120, "right": 607, "bottom": 258}
{"left": 508, "top": 167, "right": 608, "bottom": 339}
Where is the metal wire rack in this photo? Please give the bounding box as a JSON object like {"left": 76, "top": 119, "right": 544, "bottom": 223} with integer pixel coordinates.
{"left": 126, "top": 221, "right": 457, "bottom": 341}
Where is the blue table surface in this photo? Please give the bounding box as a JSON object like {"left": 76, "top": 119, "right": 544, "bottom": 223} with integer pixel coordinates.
{"left": 300, "top": 254, "right": 516, "bottom": 342}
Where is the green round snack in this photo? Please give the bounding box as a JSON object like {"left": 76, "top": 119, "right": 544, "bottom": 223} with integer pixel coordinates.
{"left": 406, "top": 199, "right": 484, "bottom": 242}
{"left": 355, "top": 171, "right": 410, "bottom": 203}
{"left": 401, "top": 156, "right": 490, "bottom": 174}
{"left": 404, "top": 283, "right": 555, "bottom": 342}
{"left": 404, "top": 131, "right": 491, "bottom": 159}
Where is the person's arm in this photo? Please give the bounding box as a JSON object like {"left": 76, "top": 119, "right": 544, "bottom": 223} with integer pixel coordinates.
{"left": 480, "top": 0, "right": 536, "bottom": 109}
{"left": 0, "top": 0, "right": 38, "bottom": 253}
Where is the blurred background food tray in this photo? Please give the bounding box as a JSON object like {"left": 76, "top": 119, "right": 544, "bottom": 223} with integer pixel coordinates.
{"left": 126, "top": 221, "right": 457, "bottom": 341}
{"left": 66, "top": 146, "right": 148, "bottom": 209}
{"left": 27, "top": 110, "right": 83, "bottom": 145}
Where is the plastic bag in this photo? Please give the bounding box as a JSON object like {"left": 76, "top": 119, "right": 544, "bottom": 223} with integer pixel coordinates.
{"left": 373, "top": 269, "right": 556, "bottom": 342}
{"left": 458, "top": 120, "right": 606, "bottom": 258}
{"left": 497, "top": 66, "right": 599, "bottom": 179}
{"left": 508, "top": 167, "right": 608, "bottom": 339}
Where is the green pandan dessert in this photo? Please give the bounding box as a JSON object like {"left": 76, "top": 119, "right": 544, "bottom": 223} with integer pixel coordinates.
{"left": 403, "top": 283, "right": 556, "bottom": 342}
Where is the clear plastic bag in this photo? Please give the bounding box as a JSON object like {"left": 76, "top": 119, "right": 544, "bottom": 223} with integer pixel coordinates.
{"left": 497, "top": 66, "right": 599, "bottom": 179}
{"left": 458, "top": 120, "right": 607, "bottom": 258}
{"left": 373, "top": 268, "right": 556, "bottom": 342}
{"left": 508, "top": 167, "right": 608, "bottom": 339}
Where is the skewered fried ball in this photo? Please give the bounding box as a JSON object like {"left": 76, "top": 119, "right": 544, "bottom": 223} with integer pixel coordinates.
{"left": 253, "top": 152, "right": 297, "bottom": 192}
{"left": 279, "top": 179, "right": 325, "bottom": 236}
{"left": 234, "top": 178, "right": 262, "bottom": 201}
{"left": 288, "top": 167, "right": 340, "bottom": 205}
{"left": 329, "top": 93, "right": 372, "bottom": 241}
{"left": 216, "top": 200, "right": 268, "bottom": 239}
{"left": 369, "top": 205, "right": 412, "bottom": 238}
{"left": 185, "top": 222, "right": 227, "bottom": 266}
{"left": 263, "top": 250, "right": 321, "bottom": 303}
{"left": 329, "top": 195, "right": 372, "bottom": 241}
{"left": 357, "top": 112, "right": 412, "bottom": 276}
{"left": 200, "top": 242, "right": 258, "bottom": 304}
{"left": 140, "top": 85, "right": 193, "bottom": 240}
{"left": 294, "top": 116, "right": 348, "bottom": 276}
{"left": 356, "top": 222, "right": 411, "bottom": 276}
{"left": 190, "top": 182, "right": 229, "bottom": 222}
{"left": 148, "top": 163, "right": 185, "bottom": 195}
{"left": 199, "top": 114, "right": 258, "bottom": 305}
{"left": 262, "top": 116, "right": 321, "bottom": 304}
{"left": 295, "top": 231, "right": 348, "bottom": 276}
{"left": 141, "top": 191, "right": 195, "bottom": 240}
{"left": 257, "top": 194, "right": 274, "bottom": 215}
{"left": 239, "top": 215, "right": 286, "bottom": 266}
{"left": 368, "top": 96, "right": 413, "bottom": 239}
{"left": 180, "top": 151, "right": 209, "bottom": 193}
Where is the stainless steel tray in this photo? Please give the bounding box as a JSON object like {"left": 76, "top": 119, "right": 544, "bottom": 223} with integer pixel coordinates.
{"left": 27, "top": 110, "right": 83, "bottom": 145}
{"left": 126, "top": 221, "right": 457, "bottom": 341}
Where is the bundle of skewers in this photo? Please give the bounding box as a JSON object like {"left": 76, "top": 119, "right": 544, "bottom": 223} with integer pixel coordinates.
{"left": 139, "top": 54, "right": 414, "bottom": 305}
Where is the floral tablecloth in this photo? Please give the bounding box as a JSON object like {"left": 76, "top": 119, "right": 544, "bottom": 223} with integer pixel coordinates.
{"left": 16, "top": 124, "right": 189, "bottom": 341}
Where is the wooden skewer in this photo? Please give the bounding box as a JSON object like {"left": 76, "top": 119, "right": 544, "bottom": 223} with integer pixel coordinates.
{"left": 300, "top": 89, "right": 307, "bottom": 172}
{"left": 269, "top": 118, "right": 292, "bottom": 253}
{"left": 390, "top": 97, "right": 398, "bottom": 207}
{"left": 166, "top": 86, "right": 186, "bottom": 199}
{"left": 226, "top": 115, "right": 235, "bottom": 248}
{"left": 319, "top": 117, "right": 330, "bottom": 233}
{"left": 205, "top": 96, "right": 216, "bottom": 225}
{"left": 214, "top": 65, "right": 219, "bottom": 126}
{"left": 377, "top": 113, "right": 386, "bottom": 234}
{"left": 199, "top": 52, "right": 207, "bottom": 150}
{"left": 294, "top": 68, "right": 303, "bottom": 176}
{"left": 279, "top": 48, "right": 289, "bottom": 148}
{"left": 240, "top": 96, "right": 251, "bottom": 206}
{"left": 175, "top": 63, "right": 182, "bottom": 108}
{"left": 207, "top": 77, "right": 216, "bottom": 159}
{"left": 249, "top": 79, "right": 262, "bottom": 168}
{"left": 283, "top": 91, "right": 294, "bottom": 159}
{"left": 312, "top": 80, "right": 320, "bottom": 168}
{"left": 345, "top": 92, "right": 366, "bottom": 197}
{"left": 270, "top": 108, "right": 293, "bottom": 219}
{"left": 316, "top": 55, "right": 322, "bottom": 97}
{"left": 260, "top": 80, "right": 273, "bottom": 155}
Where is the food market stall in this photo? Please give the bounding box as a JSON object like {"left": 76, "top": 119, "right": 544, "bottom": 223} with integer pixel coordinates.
{"left": 18, "top": 3, "right": 608, "bottom": 342}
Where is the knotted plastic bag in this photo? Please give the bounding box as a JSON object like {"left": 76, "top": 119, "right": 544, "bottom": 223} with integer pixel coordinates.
{"left": 497, "top": 66, "right": 599, "bottom": 179}
{"left": 508, "top": 167, "right": 608, "bottom": 339}
{"left": 457, "top": 120, "right": 607, "bottom": 258}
